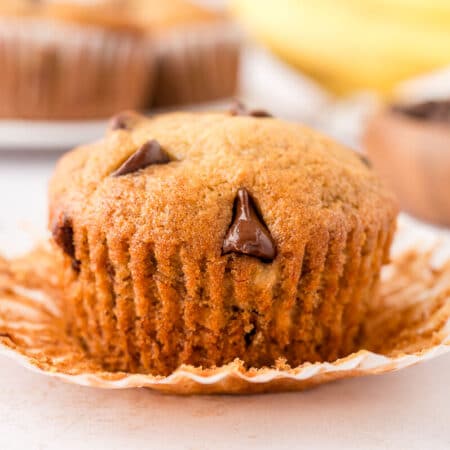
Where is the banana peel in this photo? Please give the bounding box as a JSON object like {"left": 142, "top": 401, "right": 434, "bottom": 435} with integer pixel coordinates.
{"left": 230, "top": 0, "right": 450, "bottom": 96}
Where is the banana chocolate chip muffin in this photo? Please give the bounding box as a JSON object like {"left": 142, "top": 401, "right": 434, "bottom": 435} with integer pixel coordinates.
{"left": 128, "top": 0, "right": 240, "bottom": 108}
{"left": 49, "top": 108, "right": 397, "bottom": 375}
{"left": 0, "top": 0, "right": 153, "bottom": 119}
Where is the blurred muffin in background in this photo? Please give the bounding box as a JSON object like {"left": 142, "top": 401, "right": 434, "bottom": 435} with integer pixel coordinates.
{"left": 128, "top": 0, "right": 240, "bottom": 108}
{"left": 0, "top": 0, "right": 240, "bottom": 120}
{"left": 364, "top": 99, "right": 450, "bottom": 226}
{"left": 0, "top": 0, "right": 154, "bottom": 120}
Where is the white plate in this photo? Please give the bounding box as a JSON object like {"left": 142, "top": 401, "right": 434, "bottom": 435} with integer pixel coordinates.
{"left": 0, "top": 119, "right": 108, "bottom": 151}
{"left": 0, "top": 44, "right": 344, "bottom": 152}
{"left": 0, "top": 46, "right": 333, "bottom": 152}
{"left": 0, "top": 101, "right": 235, "bottom": 152}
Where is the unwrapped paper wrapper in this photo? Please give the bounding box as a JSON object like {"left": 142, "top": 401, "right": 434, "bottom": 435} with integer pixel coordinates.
{"left": 0, "top": 216, "right": 449, "bottom": 394}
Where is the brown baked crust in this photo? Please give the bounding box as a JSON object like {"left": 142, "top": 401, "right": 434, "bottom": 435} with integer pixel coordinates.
{"left": 49, "top": 111, "right": 398, "bottom": 375}
{"left": 0, "top": 0, "right": 38, "bottom": 17}
{"left": 0, "top": 0, "right": 221, "bottom": 31}
{"left": 127, "top": 0, "right": 223, "bottom": 31}
{"left": 0, "top": 1, "right": 141, "bottom": 31}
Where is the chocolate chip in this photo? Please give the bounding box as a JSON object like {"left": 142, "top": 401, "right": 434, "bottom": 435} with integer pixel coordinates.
{"left": 230, "top": 100, "right": 273, "bottom": 118}
{"left": 71, "top": 258, "right": 80, "bottom": 272}
{"left": 392, "top": 99, "right": 450, "bottom": 123}
{"left": 52, "top": 214, "right": 80, "bottom": 271}
{"left": 230, "top": 100, "right": 247, "bottom": 116}
{"left": 358, "top": 153, "right": 371, "bottom": 168}
{"left": 105, "top": 260, "right": 115, "bottom": 284}
{"left": 112, "top": 140, "right": 170, "bottom": 177}
{"left": 222, "top": 188, "right": 276, "bottom": 261}
{"left": 249, "top": 109, "right": 273, "bottom": 118}
{"left": 52, "top": 215, "right": 75, "bottom": 258}
{"left": 244, "top": 326, "right": 257, "bottom": 347}
{"left": 109, "top": 112, "right": 133, "bottom": 131}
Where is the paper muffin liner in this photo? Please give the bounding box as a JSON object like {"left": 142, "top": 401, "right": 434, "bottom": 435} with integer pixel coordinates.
{"left": 0, "top": 216, "right": 449, "bottom": 394}
{"left": 0, "top": 18, "right": 154, "bottom": 119}
{"left": 59, "top": 215, "right": 393, "bottom": 375}
{"left": 151, "top": 21, "right": 241, "bottom": 108}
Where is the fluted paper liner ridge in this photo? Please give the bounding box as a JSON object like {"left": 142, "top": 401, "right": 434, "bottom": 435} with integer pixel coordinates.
{"left": 0, "top": 217, "right": 449, "bottom": 394}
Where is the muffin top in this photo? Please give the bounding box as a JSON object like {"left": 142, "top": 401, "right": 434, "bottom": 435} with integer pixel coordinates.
{"left": 127, "top": 0, "right": 223, "bottom": 31}
{"left": 49, "top": 111, "right": 397, "bottom": 264}
{"left": 0, "top": 0, "right": 141, "bottom": 31}
{"left": 0, "top": 0, "right": 222, "bottom": 31}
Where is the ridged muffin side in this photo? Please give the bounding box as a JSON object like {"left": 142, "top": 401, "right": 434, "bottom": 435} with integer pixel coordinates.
{"left": 0, "top": 3, "right": 154, "bottom": 119}
{"left": 49, "top": 112, "right": 397, "bottom": 375}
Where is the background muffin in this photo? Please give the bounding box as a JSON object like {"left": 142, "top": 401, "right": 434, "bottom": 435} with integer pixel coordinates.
{"left": 364, "top": 99, "right": 450, "bottom": 226}
{"left": 49, "top": 110, "right": 397, "bottom": 375}
{"left": 128, "top": 0, "right": 240, "bottom": 108}
{"left": 0, "top": 1, "right": 154, "bottom": 119}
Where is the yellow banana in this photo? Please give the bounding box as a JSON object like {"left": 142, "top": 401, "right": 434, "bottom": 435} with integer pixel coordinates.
{"left": 230, "top": 0, "right": 450, "bottom": 95}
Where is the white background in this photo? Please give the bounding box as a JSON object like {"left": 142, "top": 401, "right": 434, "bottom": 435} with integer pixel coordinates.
{"left": 1, "top": 352, "right": 450, "bottom": 450}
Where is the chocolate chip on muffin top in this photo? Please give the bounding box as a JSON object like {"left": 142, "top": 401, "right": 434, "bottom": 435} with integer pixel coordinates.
{"left": 109, "top": 112, "right": 134, "bottom": 131}
{"left": 112, "top": 140, "right": 171, "bottom": 176}
{"left": 222, "top": 188, "right": 276, "bottom": 261}
{"left": 392, "top": 99, "right": 450, "bottom": 124}
{"left": 230, "top": 100, "right": 273, "bottom": 118}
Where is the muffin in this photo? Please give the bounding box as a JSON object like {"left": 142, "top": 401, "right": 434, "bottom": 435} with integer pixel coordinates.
{"left": 128, "top": 0, "right": 240, "bottom": 108}
{"left": 364, "top": 99, "right": 450, "bottom": 226}
{"left": 49, "top": 109, "right": 397, "bottom": 375}
{"left": 0, "top": 1, "right": 154, "bottom": 119}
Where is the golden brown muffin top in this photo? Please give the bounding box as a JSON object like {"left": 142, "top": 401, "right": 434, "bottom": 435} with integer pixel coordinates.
{"left": 0, "top": 0, "right": 222, "bottom": 31}
{"left": 49, "top": 111, "right": 397, "bottom": 266}
{"left": 0, "top": 0, "right": 139, "bottom": 31}
{"left": 0, "top": 0, "right": 36, "bottom": 16}
{"left": 127, "top": 0, "right": 222, "bottom": 31}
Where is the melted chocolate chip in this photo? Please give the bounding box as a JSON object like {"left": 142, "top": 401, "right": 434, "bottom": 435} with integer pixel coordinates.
{"left": 105, "top": 260, "right": 115, "bottom": 284}
{"left": 109, "top": 112, "right": 133, "bottom": 131}
{"left": 112, "top": 140, "right": 170, "bottom": 177}
{"left": 230, "top": 100, "right": 273, "bottom": 118}
{"left": 222, "top": 188, "right": 276, "bottom": 261}
{"left": 52, "top": 214, "right": 80, "bottom": 271}
{"left": 392, "top": 99, "right": 450, "bottom": 123}
{"left": 70, "top": 258, "right": 80, "bottom": 272}
{"left": 358, "top": 153, "right": 372, "bottom": 168}
{"left": 249, "top": 109, "right": 273, "bottom": 118}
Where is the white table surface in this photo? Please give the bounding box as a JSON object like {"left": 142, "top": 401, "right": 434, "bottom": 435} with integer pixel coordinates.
{"left": 1, "top": 152, "right": 450, "bottom": 450}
